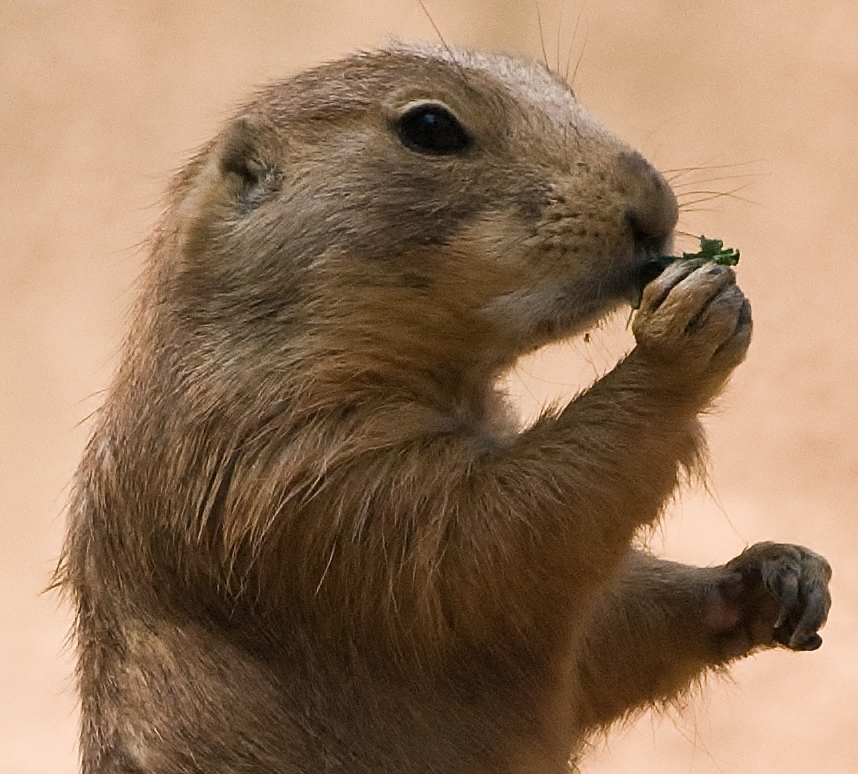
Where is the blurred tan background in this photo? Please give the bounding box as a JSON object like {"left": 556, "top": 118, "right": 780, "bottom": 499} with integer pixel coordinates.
{"left": 2, "top": 0, "right": 857, "bottom": 771}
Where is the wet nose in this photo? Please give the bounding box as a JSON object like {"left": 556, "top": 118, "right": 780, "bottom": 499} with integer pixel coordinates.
{"left": 618, "top": 150, "right": 678, "bottom": 254}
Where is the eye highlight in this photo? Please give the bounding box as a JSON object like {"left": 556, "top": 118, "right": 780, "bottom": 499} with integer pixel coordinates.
{"left": 396, "top": 102, "right": 472, "bottom": 156}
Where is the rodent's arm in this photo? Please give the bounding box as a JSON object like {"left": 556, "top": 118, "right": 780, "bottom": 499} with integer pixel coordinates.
{"left": 570, "top": 551, "right": 726, "bottom": 731}
{"left": 570, "top": 546, "right": 831, "bottom": 732}
{"left": 440, "top": 354, "right": 703, "bottom": 641}
{"left": 434, "top": 261, "right": 752, "bottom": 649}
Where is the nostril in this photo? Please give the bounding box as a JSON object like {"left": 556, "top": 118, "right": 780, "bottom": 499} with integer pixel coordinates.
{"left": 618, "top": 151, "right": 678, "bottom": 253}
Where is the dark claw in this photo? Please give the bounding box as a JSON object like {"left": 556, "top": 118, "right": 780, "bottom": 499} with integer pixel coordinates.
{"left": 773, "top": 622, "right": 822, "bottom": 650}
{"left": 790, "top": 586, "right": 831, "bottom": 650}
{"left": 737, "top": 298, "right": 752, "bottom": 326}
{"left": 793, "top": 632, "right": 823, "bottom": 651}
{"left": 780, "top": 627, "right": 823, "bottom": 651}
{"left": 773, "top": 571, "right": 800, "bottom": 629}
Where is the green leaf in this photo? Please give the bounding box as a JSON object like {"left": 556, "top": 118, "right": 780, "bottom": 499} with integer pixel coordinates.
{"left": 681, "top": 235, "right": 740, "bottom": 266}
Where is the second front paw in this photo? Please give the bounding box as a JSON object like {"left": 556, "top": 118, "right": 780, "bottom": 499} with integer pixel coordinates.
{"left": 703, "top": 542, "right": 832, "bottom": 658}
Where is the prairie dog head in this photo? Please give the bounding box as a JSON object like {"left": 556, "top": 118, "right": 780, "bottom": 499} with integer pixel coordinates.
{"left": 160, "top": 43, "right": 677, "bottom": 402}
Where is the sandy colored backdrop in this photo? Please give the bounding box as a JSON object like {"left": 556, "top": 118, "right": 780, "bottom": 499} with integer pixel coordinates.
{"left": 2, "top": 0, "right": 856, "bottom": 771}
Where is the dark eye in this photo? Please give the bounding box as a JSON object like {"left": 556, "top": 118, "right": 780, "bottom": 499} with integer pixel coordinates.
{"left": 396, "top": 103, "right": 472, "bottom": 156}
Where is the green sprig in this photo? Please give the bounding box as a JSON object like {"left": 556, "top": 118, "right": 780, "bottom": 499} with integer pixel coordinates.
{"left": 682, "top": 236, "right": 740, "bottom": 266}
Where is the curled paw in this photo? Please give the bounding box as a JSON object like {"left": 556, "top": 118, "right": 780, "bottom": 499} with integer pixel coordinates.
{"left": 631, "top": 260, "right": 752, "bottom": 398}
{"left": 704, "top": 542, "right": 832, "bottom": 657}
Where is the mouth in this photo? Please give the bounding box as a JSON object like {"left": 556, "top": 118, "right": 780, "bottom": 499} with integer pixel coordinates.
{"left": 628, "top": 254, "right": 677, "bottom": 309}
{"left": 598, "top": 247, "right": 675, "bottom": 311}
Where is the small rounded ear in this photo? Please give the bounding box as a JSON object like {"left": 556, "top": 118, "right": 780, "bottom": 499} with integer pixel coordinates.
{"left": 217, "top": 115, "right": 282, "bottom": 205}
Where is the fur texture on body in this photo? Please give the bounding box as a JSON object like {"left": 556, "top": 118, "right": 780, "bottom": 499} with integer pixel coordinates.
{"left": 59, "top": 44, "right": 831, "bottom": 774}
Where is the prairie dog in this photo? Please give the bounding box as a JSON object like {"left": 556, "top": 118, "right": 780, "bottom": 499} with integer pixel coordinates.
{"left": 59, "top": 43, "right": 831, "bottom": 774}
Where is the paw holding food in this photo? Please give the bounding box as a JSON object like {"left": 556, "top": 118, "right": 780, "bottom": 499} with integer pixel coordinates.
{"left": 630, "top": 236, "right": 740, "bottom": 310}
{"left": 704, "top": 542, "right": 832, "bottom": 659}
{"left": 630, "top": 241, "right": 751, "bottom": 391}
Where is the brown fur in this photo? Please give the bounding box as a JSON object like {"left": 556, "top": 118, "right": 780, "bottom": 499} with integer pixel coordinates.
{"left": 58, "top": 44, "right": 831, "bottom": 774}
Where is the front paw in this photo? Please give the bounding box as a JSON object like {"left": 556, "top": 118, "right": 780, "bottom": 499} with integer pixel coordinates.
{"left": 704, "top": 542, "right": 832, "bottom": 657}
{"left": 631, "top": 260, "right": 752, "bottom": 402}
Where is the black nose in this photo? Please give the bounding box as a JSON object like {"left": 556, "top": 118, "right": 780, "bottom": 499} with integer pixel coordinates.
{"left": 618, "top": 150, "right": 678, "bottom": 254}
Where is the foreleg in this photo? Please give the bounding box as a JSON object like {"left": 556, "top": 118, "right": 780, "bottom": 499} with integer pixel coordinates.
{"left": 570, "top": 544, "right": 832, "bottom": 732}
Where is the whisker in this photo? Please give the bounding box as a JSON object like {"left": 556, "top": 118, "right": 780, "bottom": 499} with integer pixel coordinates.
{"left": 662, "top": 159, "right": 763, "bottom": 174}
{"left": 416, "top": 0, "right": 471, "bottom": 85}
{"left": 571, "top": 28, "right": 588, "bottom": 85}
{"left": 663, "top": 158, "right": 764, "bottom": 180}
{"left": 563, "top": 6, "right": 586, "bottom": 83}
{"left": 536, "top": 3, "right": 550, "bottom": 70}
{"left": 670, "top": 172, "right": 765, "bottom": 189}
{"left": 677, "top": 181, "right": 754, "bottom": 200}
{"left": 677, "top": 206, "right": 718, "bottom": 214}
{"left": 676, "top": 186, "right": 759, "bottom": 207}
{"left": 676, "top": 190, "right": 743, "bottom": 202}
